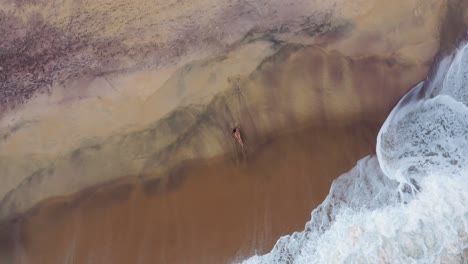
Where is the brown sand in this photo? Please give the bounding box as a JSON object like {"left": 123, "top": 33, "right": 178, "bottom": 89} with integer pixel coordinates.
{"left": 0, "top": 44, "right": 428, "bottom": 220}
{"left": 0, "top": 120, "right": 380, "bottom": 264}
{"left": 1, "top": 0, "right": 457, "bottom": 221}
{"left": 0, "top": 1, "right": 467, "bottom": 264}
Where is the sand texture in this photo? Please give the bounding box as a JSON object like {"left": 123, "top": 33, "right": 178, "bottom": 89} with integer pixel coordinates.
{"left": 0, "top": 0, "right": 467, "bottom": 263}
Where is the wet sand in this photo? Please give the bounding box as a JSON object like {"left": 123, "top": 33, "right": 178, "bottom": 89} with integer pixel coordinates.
{"left": 0, "top": 0, "right": 452, "bottom": 220}
{"left": 0, "top": 120, "right": 381, "bottom": 264}
{"left": 1, "top": 1, "right": 467, "bottom": 263}
{"left": 0, "top": 43, "right": 428, "bottom": 220}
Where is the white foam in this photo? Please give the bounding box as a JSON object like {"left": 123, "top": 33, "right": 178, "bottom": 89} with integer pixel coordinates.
{"left": 241, "top": 42, "right": 468, "bottom": 264}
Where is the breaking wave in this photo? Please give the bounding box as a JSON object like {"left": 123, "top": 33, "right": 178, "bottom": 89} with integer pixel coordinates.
{"left": 241, "top": 41, "right": 468, "bottom": 263}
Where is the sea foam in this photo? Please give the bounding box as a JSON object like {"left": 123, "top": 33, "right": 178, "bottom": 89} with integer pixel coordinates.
{"left": 241, "top": 41, "right": 468, "bottom": 264}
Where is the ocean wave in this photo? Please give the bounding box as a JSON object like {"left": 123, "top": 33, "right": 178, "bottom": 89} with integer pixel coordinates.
{"left": 241, "top": 41, "right": 468, "bottom": 264}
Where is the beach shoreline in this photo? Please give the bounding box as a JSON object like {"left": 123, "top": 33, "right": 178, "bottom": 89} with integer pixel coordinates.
{"left": 1, "top": 0, "right": 467, "bottom": 263}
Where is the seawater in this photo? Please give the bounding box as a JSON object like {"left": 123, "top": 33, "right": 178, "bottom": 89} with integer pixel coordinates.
{"left": 242, "top": 42, "right": 468, "bottom": 264}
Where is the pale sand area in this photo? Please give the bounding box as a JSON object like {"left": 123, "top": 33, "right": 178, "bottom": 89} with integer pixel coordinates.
{"left": 0, "top": 0, "right": 458, "bottom": 220}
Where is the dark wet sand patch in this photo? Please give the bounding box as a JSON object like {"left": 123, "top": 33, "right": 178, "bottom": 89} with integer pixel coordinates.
{"left": 0, "top": 120, "right": 381, "bottom": 264}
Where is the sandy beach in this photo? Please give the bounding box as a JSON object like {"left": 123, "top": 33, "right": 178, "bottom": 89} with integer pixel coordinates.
{"left": 0, "top": 0, "right": 467, "bottom": 263}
